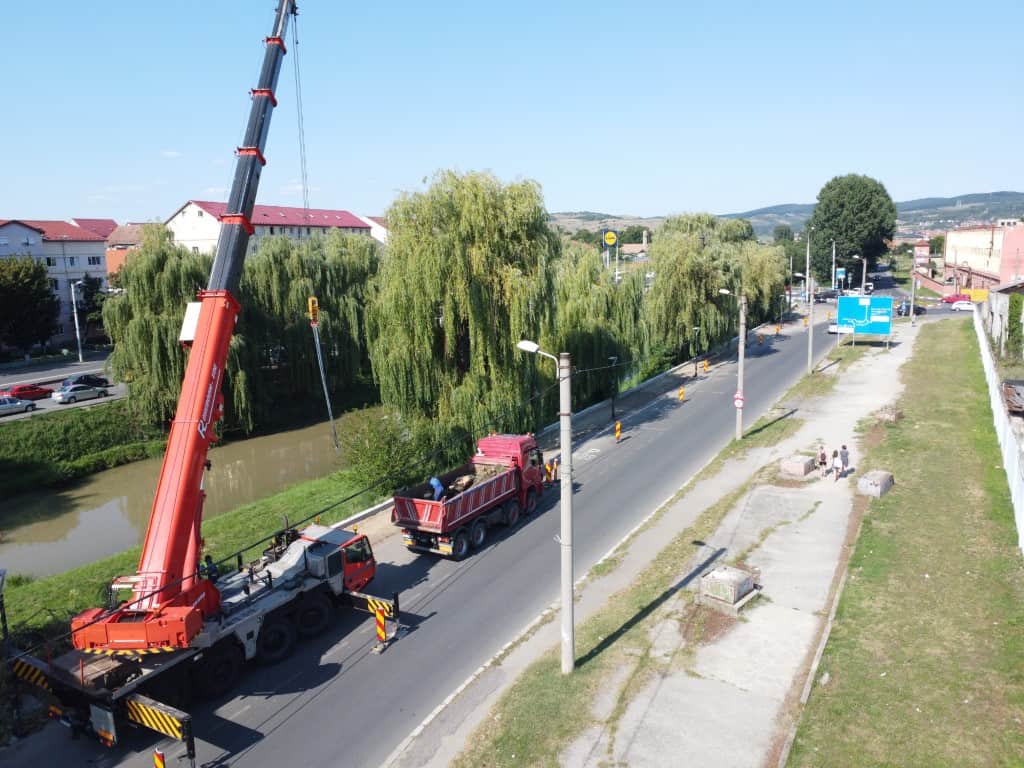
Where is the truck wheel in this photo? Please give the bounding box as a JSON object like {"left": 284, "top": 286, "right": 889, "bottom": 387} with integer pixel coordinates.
{"left": 194, "top": 642, "right": 243, "bottom": 699}
{"left": 296, "top": 593, "right": 334, "bottom": 638}
{"left": 257, "top": 616, "right": 297, "bottom": 664}
{"left": 470, "top": 519, "right": 487, "bottom": 549}
{"left": 525, "top": 489, "right": 537, "bottom": 515}
{"left": 451, "top": 530, "right": 470, "bottom": 561}
{"left": 505, "top": 500, "right": 521, "bottom": 528}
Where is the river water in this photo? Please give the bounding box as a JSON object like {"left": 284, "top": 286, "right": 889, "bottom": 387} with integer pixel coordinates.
{"left": 0, "top": 421, "right": 346, "bottom": 577}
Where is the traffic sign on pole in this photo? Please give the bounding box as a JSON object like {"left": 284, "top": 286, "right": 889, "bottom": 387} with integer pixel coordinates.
{"left": 733, "top": 392, "right": 745, "bottom": 409}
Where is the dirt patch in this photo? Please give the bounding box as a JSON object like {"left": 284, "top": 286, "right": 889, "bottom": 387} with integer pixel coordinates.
{"left": 680, "top": 603, "right": 736, "bottom": 647}
{"left": 861, "top": 422, "right": 887, "bottom": 451}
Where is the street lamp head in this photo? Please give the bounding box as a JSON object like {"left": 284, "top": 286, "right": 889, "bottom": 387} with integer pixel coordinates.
{"left": 718, "top": 288, "right": 731, "bottom": 296}
{"left": 516, "top": 340, "right": 540, "bottom": 354}
{"left": 793, "top": 272, "right": 805, "bottom": 278}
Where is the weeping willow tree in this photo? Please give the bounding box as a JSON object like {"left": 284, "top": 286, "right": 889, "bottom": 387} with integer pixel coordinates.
{"left": 367, "top": 170, "right": 558, "bottom": 443}
{"left": 104, "top": 225, "right": 380, "bottom": 433}
{"left": 546, "top": 242, "right": 649, "bottom": 408}
{"left": 233, "top": 231, "right": 379, "bottom": 432}
{"left": 103, "top": 225, "right": 210, "bottom": 426}
{"left": 646, "top": 214, "right": 785, "bottom": 361}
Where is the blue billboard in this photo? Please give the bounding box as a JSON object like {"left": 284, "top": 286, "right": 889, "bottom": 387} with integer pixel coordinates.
{"left": 836, "top": 295, "right": 894, "bottom": 336}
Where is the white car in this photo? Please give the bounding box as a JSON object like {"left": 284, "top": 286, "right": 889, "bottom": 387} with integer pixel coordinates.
{"left": 951, "top": 300, "right": 974, "bottom": 312}
{"left": 52, "top": 383, "right": 108, "bottom": 404}
{"left": 0, "top": 396, "right": 36, "bottom": 416}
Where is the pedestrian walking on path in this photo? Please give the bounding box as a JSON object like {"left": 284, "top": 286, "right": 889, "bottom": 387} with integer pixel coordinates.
{"left": 818, "top": 446, "right": 828, "bottom": 479}
{"left": 840, "top": 444, "right": 850, "bottom": 477}
{"left": 832, "top": 449, "right": 842, "bottom": 482}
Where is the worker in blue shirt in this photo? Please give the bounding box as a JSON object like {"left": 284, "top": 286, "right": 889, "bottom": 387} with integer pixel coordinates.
{"left": 429, "top": 476, "right": 445, "bottom": 501}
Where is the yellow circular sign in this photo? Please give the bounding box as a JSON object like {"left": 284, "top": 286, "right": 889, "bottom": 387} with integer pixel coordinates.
{"left": 603, "top": 230, "right": 617, "bottom": 247}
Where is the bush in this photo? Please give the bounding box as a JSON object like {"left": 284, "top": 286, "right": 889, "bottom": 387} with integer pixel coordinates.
{"left": 1008, "top": 294, "right": 1023, "bottom": 359}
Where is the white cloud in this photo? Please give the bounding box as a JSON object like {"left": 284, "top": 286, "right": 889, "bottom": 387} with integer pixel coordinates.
{"left": 161, "top": 149, "right": 182, "bottom": 158}
{"left": 281, "top": 181, "right": 320, "bottom": 197}
{"left": 202, "top": 186, "right": 228, "bottom": 198}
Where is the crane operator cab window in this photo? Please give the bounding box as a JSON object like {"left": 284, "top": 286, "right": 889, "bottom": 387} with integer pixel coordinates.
{"left": 528, "top": 448, "right": 543, "bottom": 468}
{"left": 342, "top": 537, "right": 374, "bottom": 592}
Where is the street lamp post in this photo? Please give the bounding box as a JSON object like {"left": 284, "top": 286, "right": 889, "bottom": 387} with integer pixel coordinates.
{"left": 831, "top": 239, "right": 836, "bottom": 290}
{"left": 608, "top": 356, "right": 618, "bottom": 420}
{"left": 516, "top": 339, "right": 575, "bottom": 674}
{"left": 805, "top": 225, "right": 814, "bottom": 375}
{"left": 719, "top": 289, "right": 746, "bottom": 441}
{"left": 69, "top": 280, "right": 84, "bottom": 363}
{"left": 855, "top": 254, "right": 866, "bottom": 294}
{"left": 693, "top": 327, "right": 700, "bottom": 377}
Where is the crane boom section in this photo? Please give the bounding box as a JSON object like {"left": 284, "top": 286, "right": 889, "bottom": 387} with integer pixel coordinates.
{"left": 72, "top": 0, "right": 297, "bottom": 651}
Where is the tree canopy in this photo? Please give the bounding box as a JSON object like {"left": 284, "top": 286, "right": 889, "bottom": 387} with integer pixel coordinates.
{"left": 807, "top": 174, "right": 896, "bottom": 281}
{"left": 0, "top": 256, "right": 60, "bottom": 353}
{"left": 367, "top": 171, "right": 558, "bottom": 440}
{"left": 773, "top": 224, "right": 794, "bottom": 243}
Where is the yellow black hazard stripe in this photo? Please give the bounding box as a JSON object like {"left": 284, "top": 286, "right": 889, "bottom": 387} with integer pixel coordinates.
{"left": 83, "top": 646, "right": 176, "bottom": 656}
{"left": 10, "top": 657, "right": 51, "bottom": 692}
{"left": 366, "top": 597, "right": 395, "bottom": 618}
{"left": 124, "top": 694, "right": 189, "bottom": 741}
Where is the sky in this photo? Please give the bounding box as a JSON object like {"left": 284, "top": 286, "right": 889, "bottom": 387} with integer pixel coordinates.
{"left": 4, "top": 0, "right": 1022, "bottom": 223}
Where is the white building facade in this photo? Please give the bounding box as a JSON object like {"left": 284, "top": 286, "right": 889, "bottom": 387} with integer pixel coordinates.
{"left": 166, "top": 200, "right": 372, "bottom": 254}
{"left": 0, "top": 219, "right": 108, "bottom": 345}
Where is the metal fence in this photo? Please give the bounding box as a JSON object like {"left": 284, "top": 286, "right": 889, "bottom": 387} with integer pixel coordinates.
{"left": 973, "top": 309, "right": 1024, "bottom": 554}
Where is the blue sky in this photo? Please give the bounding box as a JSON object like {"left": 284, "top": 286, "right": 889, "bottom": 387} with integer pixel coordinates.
{"left": 4, "top": 0, "right": 1022, "bottom": 222}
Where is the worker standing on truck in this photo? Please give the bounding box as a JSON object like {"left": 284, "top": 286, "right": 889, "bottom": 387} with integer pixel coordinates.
{"left": 199, "top": 554, "right": 219, "bottom": 583}
{"left": 429, "top": 476, "right": 445, "bottom": 501}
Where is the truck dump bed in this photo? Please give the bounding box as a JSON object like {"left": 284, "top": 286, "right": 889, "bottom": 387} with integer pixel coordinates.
{"left": 393, "top": 460, "right": 517, "bottom": 534}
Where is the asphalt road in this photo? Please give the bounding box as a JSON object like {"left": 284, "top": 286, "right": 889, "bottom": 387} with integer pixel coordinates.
{"left": 0, "top": 383, "right": 126, "bottom": 421}
{"left": 36, "top": 319, "right": 839, "bottom": 768}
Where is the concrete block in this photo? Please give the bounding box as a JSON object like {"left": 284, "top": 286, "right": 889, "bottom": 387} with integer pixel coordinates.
{"left": 700, "top": 565, "right": 754, "bottom": 604}
{"left": 780, "top": 454, "right": 816, "bottom": 477}
{"left": 857, "top": 469, "right": 894, "bottom": 498}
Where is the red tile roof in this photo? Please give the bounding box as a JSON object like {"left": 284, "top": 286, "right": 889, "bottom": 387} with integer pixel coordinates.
{"left": 0, "top": 219, "right": 105, "bottom": 241}
{"left": 189, "top": 201, "right": 369, "bottom": 230}
{"left": 73, "top": 218, "right": 118, "bottom": 238}
{"left": 368, "top": 216, "right": 387, "bottom": 227}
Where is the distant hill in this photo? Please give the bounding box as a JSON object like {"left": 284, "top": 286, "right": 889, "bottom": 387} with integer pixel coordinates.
{"left": 550, "top": 191, "right": 1024, "bottom": 240}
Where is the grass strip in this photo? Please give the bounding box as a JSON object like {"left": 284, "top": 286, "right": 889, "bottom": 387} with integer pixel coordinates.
{"left": 787, "top": 320, "right": 1024, "bottom": 767}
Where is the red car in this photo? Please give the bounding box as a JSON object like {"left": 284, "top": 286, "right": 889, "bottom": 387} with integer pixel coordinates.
{"left": 0, "top": 383, "right": 54, "bottom": 401}
{"left": 942, "top": 293, "right": 970, "bottom": 304}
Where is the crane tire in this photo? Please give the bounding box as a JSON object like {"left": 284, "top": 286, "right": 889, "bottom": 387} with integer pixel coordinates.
{"left": 257, "top": 616, "right": 297, "bottom": 665}
{"left": 194, "top": 642, "right": 244, "bottom": 699}
{"left": 296, "top": 592, "right": 334, "bottom": 638}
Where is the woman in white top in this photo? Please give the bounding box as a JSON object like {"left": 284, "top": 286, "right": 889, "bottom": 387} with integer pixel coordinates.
{"left": 832, "top": 449, "right": 842, "bottom": 482}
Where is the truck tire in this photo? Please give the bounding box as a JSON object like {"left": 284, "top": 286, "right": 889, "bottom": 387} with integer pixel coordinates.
{"left": 525, "top": 489, "right": 537, "bottom": 515}
{"left": 296, "top": 592, "right": 334, "bottom": 638}
{"left": 194, "top": 642, "right": 244, "bottom": 699}
{"left": 451, "top": 530, "right": 470, "bottom": 561}
{"left": 257, "top": 616, "right": 297, "bottom": 664}
{"left": 470, "top": 519, "right": 487, "bottom": 549}
{"left": 504, "top": 500, "right": 520, "bottom": 528}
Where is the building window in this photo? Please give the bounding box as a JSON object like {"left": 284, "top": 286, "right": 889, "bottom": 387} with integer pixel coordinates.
{"left": 88, "top": 256, "right": 101, "bottom": 266}
{"left": 198, "top": 209, "right": 203, "bottom": 217}
{"left": 50, "top": 279, "right": 59, "bottom": 291}
{"left": 67, "top": 257, "right": 77, "bottom": 267}
{"left": 56, "top": 324, "right": 64, "bottom": 335}
{"left": 306, "top": 227, "right": 311, "bottom": 235}
{"left": 270, "top": 226, "right": 275, "bottom": 235}
{"left": 0, "top": 237, "right": 7, "bottom": 246}
{"left": 192, "top": 247, "right": 199, "bottom": 254}
{"left": 46, "top": 256, "right": 57, "bottom": 267}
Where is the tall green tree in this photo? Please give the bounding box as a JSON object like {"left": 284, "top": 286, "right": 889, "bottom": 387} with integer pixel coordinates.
{"left": 367, "top": 171, "right": 559, "bottom": 441}
{"left": 807, "top": 174, "right": 897, "bottom": 281}
{"left": 929, "top": 234, "right": 945, "bottom": 255}
{"left": 773, "top": 224, "right": 794, "bottom": 243}
{"left": 0, "top": 256, "right": 60, "bottom": 354}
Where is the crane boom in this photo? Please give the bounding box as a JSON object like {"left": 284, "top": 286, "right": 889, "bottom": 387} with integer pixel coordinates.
{"left": 73, "top": 0, "right": 298, "bottom": 651}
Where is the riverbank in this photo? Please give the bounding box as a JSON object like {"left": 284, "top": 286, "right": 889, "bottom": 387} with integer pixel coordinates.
{"left": 402, "top": 317, "right": 1024, "bottom": 768}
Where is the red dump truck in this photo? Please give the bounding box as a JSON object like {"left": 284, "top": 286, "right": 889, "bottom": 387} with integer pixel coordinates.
{"left": 392, "top": 434, "right": 545, "bottom": 559}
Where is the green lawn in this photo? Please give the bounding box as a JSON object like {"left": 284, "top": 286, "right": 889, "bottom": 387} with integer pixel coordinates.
{"left": 788, "top": 320, "right": 1024, "bottom": 767}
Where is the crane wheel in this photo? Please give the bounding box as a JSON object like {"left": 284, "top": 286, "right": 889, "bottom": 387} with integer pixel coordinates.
{"left": 451, "top": 530, "right": 470, "bottom": 561}
{"left": 470, "top": 520, "right": 487, "bottom": 549}
{"left": 257, "top": 616, "right": 297, "bottom": 664}
{"left": 504, "top": 500, "right": 521, "bottom": 528}
{"left": 525, "top": 489, "right": 537, "bottom": 515}
{"left": 194, "top": 642, "right": 244, "bottom": 699}
{"left": 296, "top": 593, "right": 334, "bottom": 638}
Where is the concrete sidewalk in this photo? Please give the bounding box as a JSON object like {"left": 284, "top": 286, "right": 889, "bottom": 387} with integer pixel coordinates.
{"left": 395, "top": 316, "right": 923, "bottom": 768}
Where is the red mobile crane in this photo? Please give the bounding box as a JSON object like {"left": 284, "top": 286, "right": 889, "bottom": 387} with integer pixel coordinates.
{"left": 10, "top": 3, "right": 397, "bottom": 757}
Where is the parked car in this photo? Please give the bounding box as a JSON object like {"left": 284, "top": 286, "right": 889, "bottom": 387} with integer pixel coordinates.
{"left": 951, "top": 300, "right": 975, "bottom": 312}
{"left": 0, "top": 396, "right": 36, "bottom": 416}
{"left": 0, "top": 383, "right": 53, "bottom": 400}
{"left": 896, "top": 300, "right": 926, "bottom": 317}
{"left": 52, "top": 384, "right": 108, "bottom": 404}
{"left": 941, "top": 293, "right": 971, "bottom": 304}
{"left": 815, "top": 289, "right": 839, "bottom": 302}
{"left": 61, "top": 373, "right": 110, "bottom": 390}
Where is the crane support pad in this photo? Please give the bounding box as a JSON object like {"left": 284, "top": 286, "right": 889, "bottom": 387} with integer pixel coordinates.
{"left": 125, "top": 694, "right": 192, "bottom": 742}
{"left": 10, "top": 656, "right": 52, "bottom": 692}
{"left": 346, "top": 590, "right": 399, "bottom": 621}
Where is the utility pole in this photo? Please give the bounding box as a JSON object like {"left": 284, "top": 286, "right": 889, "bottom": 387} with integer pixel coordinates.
{"left": 831, "top": 239, "right": 836, "bottom": 290}
{"left": 806, "top": 227, "right": 814, "bottom": 374}
{"left": 910, "top": 262, "right": 917, "bottom": 328}
{"left": 737, "top": 294, "right": 746, "bottom": 440}
{"left": 69, "top": 280, "right": 84, "bottom": 363}
{"left": 558, "top": 352, "right": 574, "bottom": 674}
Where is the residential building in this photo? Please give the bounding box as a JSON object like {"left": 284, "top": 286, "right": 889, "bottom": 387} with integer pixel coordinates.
{"left": 166, "top": 200, "right": 371, "bottom": 254}
{"left": 0, "top": 219, "right": 108, "bottom": 344}
{"left": 913, "top": 240, "right": 930, "bottom": 264}
{"left": 105, "top": 223, "right": 146, "bottom": 276}
{"left": 73, "top": 218, "right": 119, "bottom": 239}
{"left": 357, "top": 215, "right": 388, "bottom": 245}
{"left": 943, "top": 225, "right": 1005, "bottom": 289}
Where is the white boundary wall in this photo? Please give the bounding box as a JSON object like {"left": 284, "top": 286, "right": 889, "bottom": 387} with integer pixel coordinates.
{"left": 974, "top": 308, "right": 1024, "bottom": 553}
